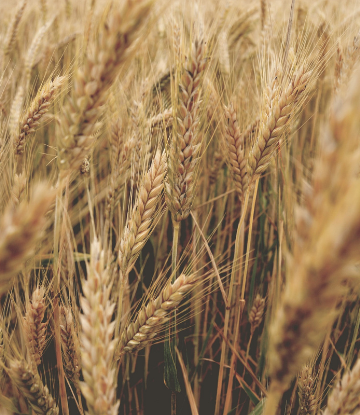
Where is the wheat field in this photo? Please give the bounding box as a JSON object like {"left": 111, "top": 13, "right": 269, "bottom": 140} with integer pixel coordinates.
{"left": 0, "top": 0, "right": 360, "bottom": 414}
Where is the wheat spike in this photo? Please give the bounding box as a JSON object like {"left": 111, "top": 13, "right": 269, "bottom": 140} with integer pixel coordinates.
{"left": 9, "top": 360, "right": 59, "bottom": 415}
{"left": 0, "top": 183, "right": 55, "bottom": 294}
{"left": 118, "top": 150, "right": 166, "bottom": 275}
{"left": 3, "top": 0, "right": 27, "bottom": 56}
{"left": 23, "top": 287, "right": 48, "bottom": 366}
{"left": 249, "top": 294, "right": 265, "bottom": 335}
{"left": 11, "top": 173, "right": 27, "bottom": 206}
{"left": 223, "top": 102, "right": 248, "bottom": 200}
{"left": 165, "top": 38, "right": 207, "bottom": 222}
{"left": 80, "top": 239, "right": 119, "bottom": 415}
{"left": 58, "top": 0, "right": 155, "bottom": 174}
{"left": 298, "top": 366, "right": 316, "bottom": 415}
{"left": 60, "top": 306, "right": 81, "bottom": 388}
{"left": 14, "top": 76, "right": 65, "bottom": 155}
{"left": 247, "top": 65, "right": 311, "bottom": 187}
{"left": 323, "top": 359, "right": 360, "bottom": 415}
{"left": 118, "top": 273, "right": 200, "bottom": 355}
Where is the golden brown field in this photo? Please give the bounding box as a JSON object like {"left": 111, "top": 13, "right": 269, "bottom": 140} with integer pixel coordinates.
{"left": 0, "top": 0, "right": 360, "bottom": 414}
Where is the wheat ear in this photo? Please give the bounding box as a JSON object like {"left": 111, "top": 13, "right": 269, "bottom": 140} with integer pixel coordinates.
{"left": 298, "top": 365, "right": 316, "bottom": 415}
{"left": 9, "top": 360, "right": 59, "bottom": 415}
{"left": 60, "top": 306, "right": 81, "bottom": 388}
{"left": 249, "top": 294, "right": 265, "bottom": 335}
{"left": 23, "top": 287, "right": 48, "bottom": 366}
{"left": 3, "top": 0, "right": 27, "bottom": 57}
{"left": 58, "top": 0, "right": 155, "bottom": 173}
{"left": 323, "top": 359, "right": 360, "bottom": 415}
{"left": 165, "top": 38, "right": 207, "bottom": 222}
{"left": 118, "top": 150, "right": 166, "bottom": 275}
{"left": 247, "top": 65, "right": 311, "bottom": 187}
{"left": 264, "top": 179, "right": 360, "bottom": 415}
{"left": 80, "top": 239, "right": 119, "bottom": 415}
{"left": 14, "top": 76, "right": 65, "bottom": 155}
{"left": 223, "top": 102, "right": 248, "bottom": 200}
{"left": 118, "top": 273, "right": 200, "bottom": 355}
{"left": 0, "top": 183, "right": 55, "bottom": 294}
{"left": 11, "top": 173, "right": 27, "bottom": 206}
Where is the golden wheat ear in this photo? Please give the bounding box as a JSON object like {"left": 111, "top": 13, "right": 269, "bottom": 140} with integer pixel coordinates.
{"left": 58, "top": 0, "right": 156, "bottom": 174}
{"left": 0, "top": 183, "right": 56, "bottom": 295}
{"left": 118, "top": 273, "right": 201, "bottom": 355}
{"left": 322, "top": 359, "right": 360, "bottom": 415}
{"left": 14, "top": 76, "right": 66, "bottom": 155}
{"left": 9, "top": 360, "right": 59, "bottom": 415}
{"left": 79, "top": 239, "right": 119, "bottom": 415}
{"left": 165, "top": 37, "right": 208, "bottom": 222}
{"left": 118, "top": 150, "right": 166, "bottom": 276}
{"left": 23, "top": 286, "right": 48, "bottom": 367}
